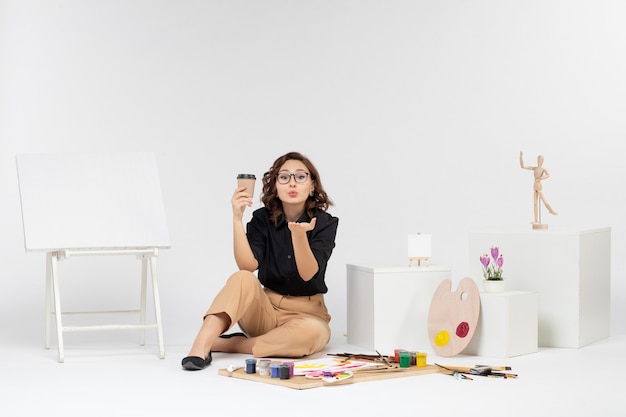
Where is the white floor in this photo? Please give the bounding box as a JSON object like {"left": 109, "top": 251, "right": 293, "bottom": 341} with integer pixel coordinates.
{"left": 2, "top": 333, "right": 625, "bottom": 417}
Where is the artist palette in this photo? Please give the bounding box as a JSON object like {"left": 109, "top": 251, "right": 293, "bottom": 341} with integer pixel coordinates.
{"left": 427, "top": 277, "right": 480, "bottom": 357}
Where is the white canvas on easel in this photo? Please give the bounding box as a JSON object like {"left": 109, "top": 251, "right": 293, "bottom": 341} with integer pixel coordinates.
{"left": 16, "top": 152, "right": 171, "bottom": 362}
{"left": 17, "top": 152, "right": 171, "bottom": 251}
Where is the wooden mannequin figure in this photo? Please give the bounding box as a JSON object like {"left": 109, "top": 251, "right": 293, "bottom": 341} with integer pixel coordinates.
{"left": 519, "top": 151, "right": 558, "bottom": 229}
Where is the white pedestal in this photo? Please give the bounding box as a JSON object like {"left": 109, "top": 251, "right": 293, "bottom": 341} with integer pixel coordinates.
{"left": 346, "top": 264, "right": 451, "bottom": 354}
{"left": 465, "top": 291, "right": 538, "bottom": 358}
{"left": 469, "top": 227, "right": 611, "bottom": 348}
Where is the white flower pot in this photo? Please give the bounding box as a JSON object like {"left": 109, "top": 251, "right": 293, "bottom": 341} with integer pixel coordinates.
{"left": 483, "top": 279, "right": 504, "bottom": 293}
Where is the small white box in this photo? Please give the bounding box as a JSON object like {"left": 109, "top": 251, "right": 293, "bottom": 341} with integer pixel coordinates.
{"left": 465, "top": 291, "right": 538, "bottom": 358}
{"left": 346, "top": 264, "right": 451, "bottom": 354}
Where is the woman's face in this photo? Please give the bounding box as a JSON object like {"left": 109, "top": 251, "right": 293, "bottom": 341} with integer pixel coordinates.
{"left": 275, "top": 159, "right": 314, "bottom": 207}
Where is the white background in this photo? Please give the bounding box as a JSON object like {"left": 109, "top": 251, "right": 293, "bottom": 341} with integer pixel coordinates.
{"left": 1, "top": 0, "right": 624, "bottom": 348}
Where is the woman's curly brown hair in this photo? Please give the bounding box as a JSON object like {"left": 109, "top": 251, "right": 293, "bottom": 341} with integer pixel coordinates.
{"left": 261, "top": 152, "right": 334, "bottom": 226}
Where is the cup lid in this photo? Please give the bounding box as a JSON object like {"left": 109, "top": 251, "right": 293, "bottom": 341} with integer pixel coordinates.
{"left": 237, "top": 173, "right": 256, "bottom": 179}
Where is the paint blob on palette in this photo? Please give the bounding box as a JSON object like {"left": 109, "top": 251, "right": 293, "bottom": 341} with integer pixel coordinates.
{"left": 427, "top": 278, "right": 480, "bottom": 357}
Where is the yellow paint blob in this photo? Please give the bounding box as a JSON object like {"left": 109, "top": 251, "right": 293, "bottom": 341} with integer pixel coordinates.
{"left": 434, "top": 330, "right": 450, "bottom": 347}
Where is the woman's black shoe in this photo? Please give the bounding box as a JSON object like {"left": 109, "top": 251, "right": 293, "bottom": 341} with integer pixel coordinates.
{"left": 219, "top": 332, "right": 248, "bottom": 339}
{"left": 181, "top": 352, "right": 212, "bottom": 371}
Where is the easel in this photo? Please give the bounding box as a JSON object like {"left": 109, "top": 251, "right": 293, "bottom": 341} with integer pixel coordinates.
{"left": 408, "top": 233, "right": 431, "bottom": 267}
{"left": 17, "top": 152, "right": 171, "bottom": 362}
{"left": 408, "top": 257, "right": 429, "bottom": 267}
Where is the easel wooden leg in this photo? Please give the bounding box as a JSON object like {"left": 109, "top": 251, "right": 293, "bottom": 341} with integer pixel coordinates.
{"left": 139, "top": 256, "right": 148, "bottom": 346}
{"left": 149, "top": 255, "right": 165, "bottom": 359}
{"left": 49, "top": 252, "right": 65, "bottom": 363}
{"left": 45, "top": 253, "right": 52, "bottom": 351}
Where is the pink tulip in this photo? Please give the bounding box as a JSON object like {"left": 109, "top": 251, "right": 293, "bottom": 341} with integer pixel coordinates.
{"left": 480, "top": 246, "right": 505, "bottom": 279}
{"left": 480, "top": 254, "right": 490, "bottom": 268}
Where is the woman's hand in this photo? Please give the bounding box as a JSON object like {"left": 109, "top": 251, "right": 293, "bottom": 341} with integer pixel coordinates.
{"left": 232, "top": 186, "right": 252, "bottom": 221}
{"left": 288, "top": 217, "right": 318, "bottom": 280}
{"left": 288, "top": 217, "right": 317, "bottom": 234}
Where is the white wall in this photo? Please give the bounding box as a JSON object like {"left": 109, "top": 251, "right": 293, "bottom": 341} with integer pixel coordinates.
{"left": 1, "top": 0, "right": 625, "bottom": 349}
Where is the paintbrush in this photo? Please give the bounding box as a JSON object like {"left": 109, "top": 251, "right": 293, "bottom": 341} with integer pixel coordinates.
{"left": 437, "top": 365, "right": 513, "bottom": 375}
{"left": 435, "top": 363, "right": 473, "bottom": 380}
{"left": 435, "top": 365, "right": 475, "bottom": 373}
{"left": 437, "top": 364, "right": 518, "bottom": 378}
{"left": 328, "top": 352, "right": 395, "bottom": 363}
{"left": 488, "top": 371, "right": 518, "bottom": 379}
{"left": 375, "top": 349, "right": 393, "bottom": 367}
{"left": 352, "top": 366, "right": 405, "bottom": 374}
{"left": 476, "top": 364, "right": 512, "bottom": 371}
